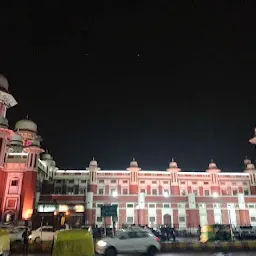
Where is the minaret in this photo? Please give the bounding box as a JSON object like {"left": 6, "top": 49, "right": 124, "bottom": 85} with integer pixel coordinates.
{"left": 244, "top": 157, "right": 256, "bottom": 195}
{"left": 87, "top": 158, "right": 99, "bottom": 193}
{"left": 22, "top": 138, "right": 44, "bottom": 220}
{"left": 0, "top": 75, "right": 17, "bottom": 166}
{"left": 167, "top": 158, "right": 181, "bottom": 195}
{"left": 127, "top": 158, "right": 141, "bottom": 194}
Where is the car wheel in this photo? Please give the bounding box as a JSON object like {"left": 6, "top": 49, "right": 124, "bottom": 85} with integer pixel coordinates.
{"left": 105, "top": 247, "right": 117, "bottom": 256}
{"left": 147, "top": 246, "right": 157, "bottom": 256}
{"left": 35, "top": 237, "right": 41, "bottom": 244}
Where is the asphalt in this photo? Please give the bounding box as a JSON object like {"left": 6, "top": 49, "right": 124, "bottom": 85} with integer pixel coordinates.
{"left": 11, "top": 253, "right": 256, "bottom": 256}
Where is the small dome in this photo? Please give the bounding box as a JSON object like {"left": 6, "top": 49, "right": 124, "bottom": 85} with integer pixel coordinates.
{"left": 15, "top": 119, "right": 37, "bottom": 133}
{"left": 0, "top": 75, "right": 9, "bottom": 92}
{"left": 89, "top": 158, "right": 98, "bottom": 167}
{"left": 130, "top": 158, "right": 138, "bottom": 167}
{"left": 244, "top": 157, "right": 251, "bottom": 166}
{"left": 209, "top": 160, "right": 217, "bottom": 169}
{"left": 10, "top": 133, "right": 23, "bottom": 145}
{"left": 29, "top": 139, "right": 41, "bottom": 147}
{"left": 169, "top": 158, "right": 178, "bottom": 168}
{"left": 247, "top": 163, "right": 255, "bottom": 170}
{"left": 41, "top": 152, "right": 52, "bottom": 160}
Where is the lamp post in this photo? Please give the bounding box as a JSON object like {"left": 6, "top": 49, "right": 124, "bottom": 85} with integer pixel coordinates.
{"left": 136, "top": 205, "right": 140, "bottom": 226}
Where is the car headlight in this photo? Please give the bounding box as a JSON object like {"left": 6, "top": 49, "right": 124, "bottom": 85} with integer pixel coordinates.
{"left": 97, "top": 240, "right": 107, "bottom": 247}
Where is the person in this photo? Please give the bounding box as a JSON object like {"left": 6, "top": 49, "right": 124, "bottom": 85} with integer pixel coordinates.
{"left": 198, "top": 225, "right": 201, "bottom": 241}
{"left": 170, "top": 227, "right": 176, "bottom": 241}
{"left": 22, "top": 227, "right": 29, "bottom": 254}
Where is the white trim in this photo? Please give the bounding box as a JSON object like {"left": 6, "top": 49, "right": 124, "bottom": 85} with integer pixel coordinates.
{"left": 218, "top": 173, "right": 249, "bottom": 176}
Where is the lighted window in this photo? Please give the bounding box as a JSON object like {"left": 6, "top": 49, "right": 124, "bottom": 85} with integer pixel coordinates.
{"left": 11, "top": 180, "right": 18, "bottom": 186}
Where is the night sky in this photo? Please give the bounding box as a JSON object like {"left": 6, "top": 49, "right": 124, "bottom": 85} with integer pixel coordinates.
{"left": 0, "top": 3, "right": 255, "bottom": 172}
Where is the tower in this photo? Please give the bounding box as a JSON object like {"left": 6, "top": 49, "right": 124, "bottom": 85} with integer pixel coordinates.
{"left": 206, "top": 159, "right": 221, "bottom": 195}
{"left": 22, "top": 138, "right": 44, "bottom": 220}
{"left": 0, "top": 75, "right": 17, "bottom": 222}
{"left": 87, "top": 158, "right": 99, "bottom": 193}
{"left": 166, "top": 158, "right": 181, "bottom": 195}
{"left": 244, "top": 158, "right": 256, "bottom": 195}
{"left": 127, "top": 158, "right": 141, "bottom": 194}
{"left": 0, "top": 75, "right": 17, "bottom": 166}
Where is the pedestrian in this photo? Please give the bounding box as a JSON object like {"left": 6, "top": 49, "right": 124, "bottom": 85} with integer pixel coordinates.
{"left": 171, "top": 227, "right": 176, "bottom": 241}
{"left": 198, "top": 225, "right": 201, "bottom": 241}
{"left": 22, "top": 227, "right": 29, "bottom": 254}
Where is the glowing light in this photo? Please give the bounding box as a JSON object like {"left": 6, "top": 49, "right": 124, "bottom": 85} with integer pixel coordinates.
{"left": 59, "top": 205, "right": 69, "bottom": 212}
{"left": 75, "top": 205, "right": 84, "bottom": 212}
{"left": 163, "top": 192, "right": 169, "bottom": 197}
{"left": 8, "top": 153, "right": 28, "bottom": 156}
{"left": 112, "top": 191, "right": 118, "bottom": 197}
{"left": 212, "top": 192, "right": 219, "bottom": 198}
{"left": 22, "top": 209, "right": 33, "bottom": 220}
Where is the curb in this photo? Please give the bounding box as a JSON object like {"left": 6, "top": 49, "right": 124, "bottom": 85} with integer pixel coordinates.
{"left": 161, "top": 241, "right": 256, "bottom": 252}
{"left": 11, "top": 240, "right": 256, "bottom": 253}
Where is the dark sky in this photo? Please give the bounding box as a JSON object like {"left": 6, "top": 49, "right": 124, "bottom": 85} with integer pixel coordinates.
{"left": 0, "top": 2, "right": 255, "bottom": 172}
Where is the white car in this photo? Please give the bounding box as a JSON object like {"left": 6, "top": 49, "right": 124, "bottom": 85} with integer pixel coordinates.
{"left": 9, "top": 227, "right": 28, "bottom": 243}
{"left": 95, "top": 227, "right": 161, "bottom": 256}
{"left": 29, "top": 226, "right": 55, "bottom": 243}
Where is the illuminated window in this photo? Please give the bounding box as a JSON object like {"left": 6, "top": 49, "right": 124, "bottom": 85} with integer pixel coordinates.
{"left": 11, "top": 180, "right": 18, "bottom": 186}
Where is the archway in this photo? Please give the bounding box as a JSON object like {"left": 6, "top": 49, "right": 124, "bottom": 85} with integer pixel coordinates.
{"left": 3, "top": 211, "right": 15, "bottom": 225}
{"left": 163, "top": 214, "right": 172, "bottom": 226}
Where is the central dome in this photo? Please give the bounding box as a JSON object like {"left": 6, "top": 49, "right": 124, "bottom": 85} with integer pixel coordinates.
{"left": 0, "top": 75, "right": 9, "bottom": 92}
{"left": 14, "top": 119, "right": 37, "bottom": 133}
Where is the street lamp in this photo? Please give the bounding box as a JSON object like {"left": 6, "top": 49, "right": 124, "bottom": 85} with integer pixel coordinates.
{"left": 212, "top": 192, "right": 219, "bottom": 198}
{"left": 112, "top": 191, "right": 118, "bottom": 198}
{"left": 163, "top": 191, "right": 169, "bottom": 198}
{"left": 136, "top": 205, "right": 140, "bottom": 226}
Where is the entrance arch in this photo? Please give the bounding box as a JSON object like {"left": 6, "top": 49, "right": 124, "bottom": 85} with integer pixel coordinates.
{"left": 163, "top": 214, "right": 172, "bottom": 226}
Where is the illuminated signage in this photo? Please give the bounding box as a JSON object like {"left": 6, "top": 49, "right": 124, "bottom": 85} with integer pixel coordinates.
{"left": 74, "top": 205, "right": 84, "bottom": 212}
{"left": 59, "top": 205, "right": 69, "bottom": 212}
{"left": 37, "top": 205, "right": 56, "bottom": 212}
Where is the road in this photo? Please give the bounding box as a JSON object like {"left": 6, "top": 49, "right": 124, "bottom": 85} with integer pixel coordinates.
{"left": 12, "top": 253, "right": 256, "bottom": 256}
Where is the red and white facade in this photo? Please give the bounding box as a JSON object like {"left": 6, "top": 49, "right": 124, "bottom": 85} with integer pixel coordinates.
{"left": 1, "top": 75, "right": 256, "bottom": 230}
{"left": 40, "top": 157, "right": 256, "bottom": 230}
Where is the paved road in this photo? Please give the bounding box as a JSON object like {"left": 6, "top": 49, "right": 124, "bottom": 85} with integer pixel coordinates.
{"left": 12, "top": 253, "right": 256, "bottom": 256}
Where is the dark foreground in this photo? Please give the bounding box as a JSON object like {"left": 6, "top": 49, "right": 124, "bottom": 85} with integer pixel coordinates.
{"left": 11, "top": 253, "right": 256, "bottom": 256}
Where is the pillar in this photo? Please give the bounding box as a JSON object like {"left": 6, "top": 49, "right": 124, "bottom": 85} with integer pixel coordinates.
{"left": 138, "top": 192, "right": 145, "bottom": 225}
{"left": 85, "top": 192, "right": 93, "bottom": 225}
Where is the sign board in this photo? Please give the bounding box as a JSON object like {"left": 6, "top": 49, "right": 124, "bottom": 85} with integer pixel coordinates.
{"left": 101, "top": 205, "right": 117, "bottom": 217}
{"left": 37, "top": 205, "right": 56, "bottom": 213}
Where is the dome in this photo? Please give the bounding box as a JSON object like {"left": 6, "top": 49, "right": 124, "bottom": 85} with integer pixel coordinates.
{"left": 0, "top": 75, "right": 9, "bottom": 92}
{"left": 89, "top": 158, "right": 98, "bottom": 167}
{"left": 10, "top": 133, "right": 23, "bottom": 145}
{"left": 29, "top": 139, "right": 41, "bottom": 147}
{"left": 130, "top": 158, "right": 138, "bottom": 167}
{"left": 169, "top": 158, "right": 178, "bottom": 168}
{"left": 247, "top": 163, "right": 255, "bottom": 170}
{"left": 15, "top": 119, "right": 37, "bottom": 133}
{"left": 41, "top": 152, "right": 52, "bottom": 160}
{"left": 244, "top": 157, "right": 251, "bottom": 166}
{"left": 209, "top": 160, "right": 217, "bottom": 169}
